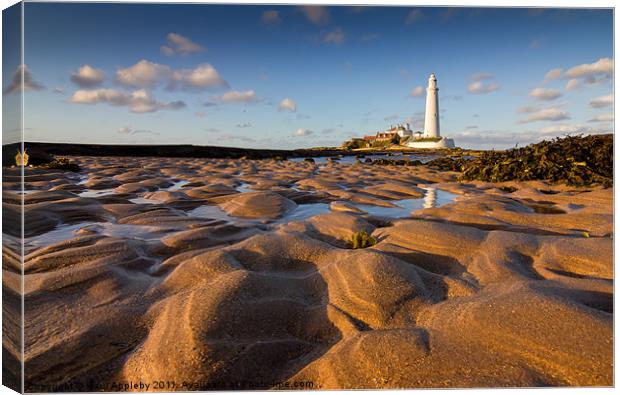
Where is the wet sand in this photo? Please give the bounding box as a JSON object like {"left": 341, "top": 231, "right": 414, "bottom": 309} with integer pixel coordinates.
{"left": 2, "top": 155, "right": 613, "bottom": 390}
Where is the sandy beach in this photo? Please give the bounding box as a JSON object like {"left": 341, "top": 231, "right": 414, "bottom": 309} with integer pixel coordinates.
{"left": 2, "top": 155, "right": 613, "bottom": 390}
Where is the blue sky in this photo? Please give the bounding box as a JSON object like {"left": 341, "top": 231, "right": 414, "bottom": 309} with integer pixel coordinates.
{"left": 2, "top": 3, "right": 614, "bottom": 149}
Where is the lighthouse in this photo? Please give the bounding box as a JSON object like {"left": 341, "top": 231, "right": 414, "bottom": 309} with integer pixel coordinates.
{"left": 405, "top": 73, "right": 455, "bottom": 149}
{"left": 423, "top": 73, "right": 440, "bottom": 138}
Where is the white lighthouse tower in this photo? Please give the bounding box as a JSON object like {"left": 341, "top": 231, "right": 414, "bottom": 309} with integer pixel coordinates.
{"left": 407, "top": 73, "right": 455, "bottom": 149}
{"left": 423, "top": 73, "right": 440, "bottom": 138}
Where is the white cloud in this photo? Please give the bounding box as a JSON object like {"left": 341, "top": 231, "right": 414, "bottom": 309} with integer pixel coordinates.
{"left": 565, "top": 79, "right": 580, "bottom": 91}
{"left": 301, "top": 6, "right": 330, "bottom": 25}
{"left": 278, "top": 98, "right": 297, "bottom": 112}
{"left": 213, "top": 90, "right": 260, "bottom": 103}
{"left": 544, "top": 58, "right": 613, "bottom": 90}
{"left": 169, "top": 64, "right": 228, "bottom": 91}
{"left": 161, "top": 32, "right": 205, "bottom": 56}
{"left": 467, "top": 72, "right": 499, "bottom": 94}
{"left": 405, "top": 9, "right": 425, "bottom": 24}
{"left": 3, "top": 64, "right": 44, "bottom": 95}
{"left": 117, "top": 127, "right": 158, "bottom": 135}
{"left": 68, "top": 88, "right": 186, "bottom": 113}
{"left": 293, "top": 128, "right": 313, "bottom": 137}
{"left": 410, "top": 86, "right": 424, "bottom": 97}
{"left": 323, "top": 28, "right": 346, "bottom": 44}
{"left": 116, "top": 60, "right": 171, "bottom": 88}
{"left": 539, "top": 123, "right": 608, "bottom": 135}
{"left": 589, "top": 94, "right": 612, "bottom": 108}
{"left": 588, "top": 113, "right": 613, "bottom": 123}
{"left": 261, "top": 10, "right": 281, "bottom": 25}
{"left": 544, "top": 68, "right": 563, "bottom": 81}
{"left": 116, "top": 60, "right": 227, "bottom": 91}
{"left": 70, "top": 65, "right": 105, "bottom": 87}
{"left": 517, "top": 107, "right": 570, "bottom": 123}
{"left": 468, "top": 81, "right": 500, "bottom": 94}
{"left": 529, "top": 87, "right": 562, "bottom": 101}
{"left": 564, "top": 57, "right": 613, "bottom": 79}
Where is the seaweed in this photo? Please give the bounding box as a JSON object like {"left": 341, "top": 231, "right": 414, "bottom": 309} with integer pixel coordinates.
{"left": 371, "top": 159, "right": 423, "bottom": 166}
{"left": 41, "top": 158, "right": 81, "bottom": 172}
{"left": 348, "top": 231, "right": 377, "bottom": 249}
{"left": 458, "top": 134, "right": 612, "bottom": 187}
{"left": 426, "top": 157, "right": 468, "bottom": 171}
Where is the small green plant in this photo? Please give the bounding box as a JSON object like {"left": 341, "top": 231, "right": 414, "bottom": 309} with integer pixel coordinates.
{"left": 348, "top": 231, "right": 377, "bottom": 249}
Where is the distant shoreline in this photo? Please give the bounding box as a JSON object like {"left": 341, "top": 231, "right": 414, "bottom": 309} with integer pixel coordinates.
{"left": 3, "top": 142, "right": 478, "bottom": 162}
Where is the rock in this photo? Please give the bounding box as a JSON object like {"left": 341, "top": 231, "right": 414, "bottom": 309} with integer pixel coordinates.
{"left": 330, "top": 201, "right": 367, "bottom": 214}
{"left": 219, "top": 191, "right": 297, "bottom": 219}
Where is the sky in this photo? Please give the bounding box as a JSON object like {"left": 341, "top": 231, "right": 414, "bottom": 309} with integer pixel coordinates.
{"left": 1, "top": 2, "right": 614, "bottom": 149}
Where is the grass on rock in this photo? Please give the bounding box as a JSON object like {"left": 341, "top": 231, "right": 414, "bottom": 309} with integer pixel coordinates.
{"left": 348, "top": 231, "right": 377, "bottom": 249}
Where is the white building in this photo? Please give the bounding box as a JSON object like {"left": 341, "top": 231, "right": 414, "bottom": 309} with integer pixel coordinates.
{"left": 389, "top": 123, "right": 413, "bottom": 138}
{"left": 407, "top": 73, "right": 456, "bottom": 149}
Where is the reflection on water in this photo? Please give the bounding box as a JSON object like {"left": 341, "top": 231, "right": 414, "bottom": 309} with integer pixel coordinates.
{"left": 236, "top": 182, "right": 254, "bottom": 193}
{"left": 188, "top": 187, "right": 457, "bottom": 224}
{"left": 166, "top": 180, "right": 190, "bottom": 191}
{"left": 24, "top": 185, "right": 459, "bottom": 253}
{"left": 7, "top": 189, "right": 37, "bottom": 194}
{"left": 78, "top": 189, "right": 117, "bottom": 198}
{"left": 187, "top": 202, "right": 332, "bottom": 224}
{"left": 129, "top": 197, "right": 160, "bottom": 205}
{"left": 357, "top": 187, "right": 457, "bottom": 218}
{"left": 424, "top": 187, "right": 437, "bottom": 209}
{"left": 24, "top": 222, "right": 168, "bottom": 253}
{"left": 282, "top": 203, "right": 330, "bottom": 222}
{"left": 188, "top": 204, "right": 234, "bottom": 222}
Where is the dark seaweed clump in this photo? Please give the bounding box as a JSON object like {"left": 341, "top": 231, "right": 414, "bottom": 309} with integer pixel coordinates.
{"left": 426, "top": 156, "right": 469, "bottom": 171}
{"left": 371, "top": 159, "right": 423, "bottom": 166}
{"left": 425, "top": 134, "right": 612, "bottom": 187}
{"left": 42, "top": 158, "right": 81, "bottom": 172}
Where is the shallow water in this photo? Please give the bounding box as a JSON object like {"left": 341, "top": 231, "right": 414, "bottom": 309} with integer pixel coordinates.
{"left": 78, "top": 189, "right": 117, "bottom": 198}
{"left": 289, "top": 153, "right": 441, "bottom": 164}
{"left": 358, "top": 187, "right": 458, "bottom": 217}
{"left": 236, "top": 182, "right": 254, "bottom": 193}
{"left": 24, "top": 222, "right": 168, "bottom": 253}
{"left": 129, "top": 197, "right": 161, "bottom": 205}
{"left": 166, "top": 180, "right": 190, "bottom": 191}
{"left": 187, "top": 187, "right": 457, "bottom": 224}
{"left": 188, "top": 204, "right": 236, "bottom": 222}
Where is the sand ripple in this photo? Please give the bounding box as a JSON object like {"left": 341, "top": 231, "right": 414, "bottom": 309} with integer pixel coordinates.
{"left": 1, "top": 156, "right": 612, "bottom": 390}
